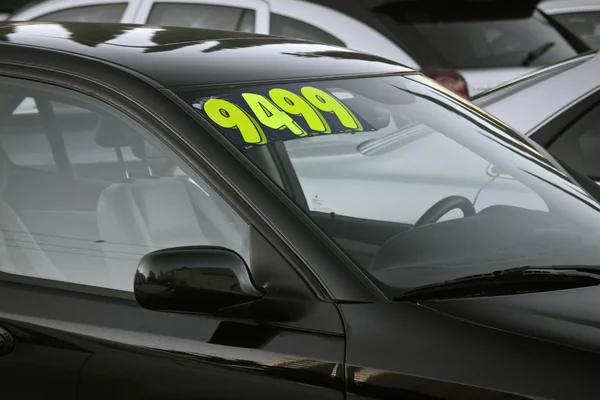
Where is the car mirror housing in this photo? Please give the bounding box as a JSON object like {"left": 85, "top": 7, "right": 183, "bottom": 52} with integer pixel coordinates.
{"left": 134, "top": 246, "right": 264, "bottom": 315}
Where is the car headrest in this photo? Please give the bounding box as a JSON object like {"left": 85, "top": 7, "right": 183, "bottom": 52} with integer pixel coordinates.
{"left": 94, "top": 117, "right": 131, "bottom": 149}
{"left": 124, "top": 130, "right": 166, "bottom": 160}
{"left": 94, "top": 117, "right": 165, "bottom": 160}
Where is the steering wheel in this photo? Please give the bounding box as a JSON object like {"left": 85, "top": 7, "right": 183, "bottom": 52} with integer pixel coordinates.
{"left": 413, "top": 195, "right": 476, "bottom": 228}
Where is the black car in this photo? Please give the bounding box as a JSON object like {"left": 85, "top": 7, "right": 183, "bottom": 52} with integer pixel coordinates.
{"left": 1, "top": 21, "right": 600, "bottom": 400}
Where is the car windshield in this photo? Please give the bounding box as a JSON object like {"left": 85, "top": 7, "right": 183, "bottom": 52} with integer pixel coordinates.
{"left": 179, "top": 73, "right": 600, "bottom": 295}
{"left": 374, "top": 6, "right": 577, "bottom": 69}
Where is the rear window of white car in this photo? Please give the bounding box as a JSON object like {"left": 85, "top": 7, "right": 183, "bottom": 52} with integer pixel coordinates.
{"left": 375, "top": 5, "right": 578, "bottom": 69}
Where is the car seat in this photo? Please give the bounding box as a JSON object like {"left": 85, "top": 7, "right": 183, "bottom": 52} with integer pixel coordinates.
{"left": 94, "top": 118, "right": 247, "bottom": 291}
{"left": 0, "top": 151, "right": 65, "bottom": 281}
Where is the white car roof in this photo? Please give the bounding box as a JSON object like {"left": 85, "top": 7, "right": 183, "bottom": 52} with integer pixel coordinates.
{"left": 539, "top": 0, "right": 600, "bottom": 14}
{"left": 473, "top": 52, "right": 600, "bottom": 135}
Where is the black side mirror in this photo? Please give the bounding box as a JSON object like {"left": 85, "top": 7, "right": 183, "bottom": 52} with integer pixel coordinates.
{"left": 134, "top": 246, "right": 264, "bottom": 315}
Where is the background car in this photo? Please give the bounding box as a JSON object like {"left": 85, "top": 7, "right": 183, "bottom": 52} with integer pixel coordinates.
{"left": 472, "top": 50, "right": 600, "bottom": 184}
{"left": 540, "top": 0, "right": 600, "bottom": 49}
{"left": 3, "top": 21, "right": 600, "bottom": 400}
{"left": 7, "top": 0, "right": 589, "bottom": 97}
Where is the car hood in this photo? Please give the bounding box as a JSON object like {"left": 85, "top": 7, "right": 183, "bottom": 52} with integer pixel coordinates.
{"left": 422, "top": 285, "right": 600, "bottom": 353}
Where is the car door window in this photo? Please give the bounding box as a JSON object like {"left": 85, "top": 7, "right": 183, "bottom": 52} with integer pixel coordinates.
{"left": 32, "top": 4, "right": 127, "bottom": 22}
{"left": 147, "top": 3, "right": 255, "bottom": 31}
{"left": 269, "top": 13, "right": 345, "bottom": 46}
{"left": 553, "top": 12, "right": 600, "bottom": 50}
{"left": 549, "top": 101, "right": 600, "bottom": 179}
{"left": 0, "top": 97, "right": 56, "bottom": 171}
{"left": 0, "top": 77, "right": 249, "bottom": 292}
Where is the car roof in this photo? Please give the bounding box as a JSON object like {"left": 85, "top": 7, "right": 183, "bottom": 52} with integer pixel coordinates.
{"left": 473, "top": 51, "right": 600, "bottom": 135}
{"left": 0, "top": 21, "right": 411, "bottom": 88}
{"left": 539, "top": 0, "right": 600, "bottom": 13}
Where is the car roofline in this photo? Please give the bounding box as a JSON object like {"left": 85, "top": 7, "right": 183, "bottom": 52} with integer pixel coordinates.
{"left": 0, "top": 21, "right": 414, "bottom": 88}
{"left": 538, "top": 0, "right": 600, "bottom": 14}
{"left": 471, "top": 50, "right": 598, "bottom": 102}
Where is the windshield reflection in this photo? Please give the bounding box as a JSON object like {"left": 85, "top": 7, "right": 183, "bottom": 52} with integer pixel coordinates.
{"left": 186, "top": 73, "right": 600, "bottom": 293}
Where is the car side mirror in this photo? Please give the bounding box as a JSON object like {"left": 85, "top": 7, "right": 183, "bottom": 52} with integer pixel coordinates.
{"left": 134, "top": 246, "right": 264, "bottom": 315}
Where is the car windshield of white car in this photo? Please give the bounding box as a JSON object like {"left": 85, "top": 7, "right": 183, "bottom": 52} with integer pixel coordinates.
{"left": 181, "top": 73, "right": 600, "bottom": 294}
{"left": 374, "top": 5, "right": 578, "bottom": 69}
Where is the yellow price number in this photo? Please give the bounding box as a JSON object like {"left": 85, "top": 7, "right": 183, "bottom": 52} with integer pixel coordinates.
{"left": 300, "top": 87, "right": 363, "bottom": 131}
{"left": 269, "top": 88, "right": 331, "bottom": 133}
{"left": 242, "top": 93, "right": 307, "bottom": 137}
{"left": 203, "top": 99, "right": 267, "bottom": 145}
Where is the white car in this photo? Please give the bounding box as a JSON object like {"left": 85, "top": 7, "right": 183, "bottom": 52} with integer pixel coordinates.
{"left": 540, "top": 0, "right": 600, "bottom": 49}
{"left": 8, "top": 0, "right": 588, "bottom": 97}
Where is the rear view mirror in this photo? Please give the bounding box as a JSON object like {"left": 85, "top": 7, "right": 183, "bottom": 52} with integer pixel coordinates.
{"left": 134, "top": 246, "right": 264, "bottom": 315}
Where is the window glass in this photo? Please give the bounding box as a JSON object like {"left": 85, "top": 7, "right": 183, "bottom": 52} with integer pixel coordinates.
{"left": 0, "top": 78, "right": 249, "bottom": 292}
{"left": 147, "top": 3, "right": 255, "bottom": 31}
{"left": 182, "top": 74, "right": 600, "bottom": 295}
{"left": 0, "top": 97, "right": 55, "bottom": 171}
{"left": 549, "top": 101, "right": 600, "bottom": 179}
{"left": 375, "top": 5, "right": 577, "bottom": 69}
{"left": 553, "top": 12, "right": 600, "bottom": 50}
{"left": 33, "top": 4, "right": 127, "bottom": 22}
{"left": 270, "top": 14, "right": 345, "bottom": 47}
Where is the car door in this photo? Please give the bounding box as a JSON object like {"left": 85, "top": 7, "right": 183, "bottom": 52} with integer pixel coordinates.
{"left": 0, "top": 81, "right": 99, "bottom": 398}
{"left": 9, "top": 0, "right": 139, "bottom": 23}
{"left": 132, "top": 0, "right": 270, "bottom": 34}
{"left": 0, "top": 71, "right": 345, "bottom": 399}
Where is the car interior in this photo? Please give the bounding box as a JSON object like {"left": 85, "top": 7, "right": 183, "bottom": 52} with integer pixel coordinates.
{"left": 4, "top": 75, "right": 600, "bottom": 294}
{"left": 0, "top": 81, "right": 247, "bottom": 291}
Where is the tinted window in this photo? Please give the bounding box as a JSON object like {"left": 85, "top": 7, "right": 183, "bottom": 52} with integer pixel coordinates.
{"left": 0, "top": 97, "right": 56, "bottom": 171}
{"left": 147, "top": 3, "right": 255, "bottom": 31}
{"left": 0, "top": 78, "right": 249, "bottom": 292}
{"left": 376, "top": 8, "right": 577, "bottom": 69}
{"left": 270, "top": 14, "right": 345, "bottom": 46}
{"left": 550, "top": 101, "right": 600, "bottom": 179}
{"left": 33, "top": 4, "right": 127, "bottom": 22}
{"left": 553, "top": 12, "right": 600, "bottom": 50}
{"left": 2, "top": 99, "right": 142, "bottom": 179}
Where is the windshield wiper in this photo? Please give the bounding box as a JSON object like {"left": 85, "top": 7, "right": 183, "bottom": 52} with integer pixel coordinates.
{"left": 521, "top": 42, "right": 556, "bottom": 66}
{"left": 394, "top": 266, "right": 600, "bottom": 302}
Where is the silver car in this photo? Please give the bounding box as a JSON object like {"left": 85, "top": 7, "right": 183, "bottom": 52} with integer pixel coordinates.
{"left": 472, "top": 50, "right": 600, "bottom": 183}
{"left": 8, "top": 0, "right": 587, "bottom": 97}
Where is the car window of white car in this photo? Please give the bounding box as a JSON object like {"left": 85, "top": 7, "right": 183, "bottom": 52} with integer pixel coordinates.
{"left": 0, "top": 77, "right": 249, "bottom": 292}
{"left": 549, "top": 101, "right": 600, "bottom": 180}
{"left": 31, "top": 3, "right": 127, "bottom": 22}
{"left": 147, "top": 3, "right": 255, "bottom": 32}
{"left": 552, "top": 12, "right": 600, "bottom": 50}
{"left": 269, "top": 13, "right": 345, "bottom": 47}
